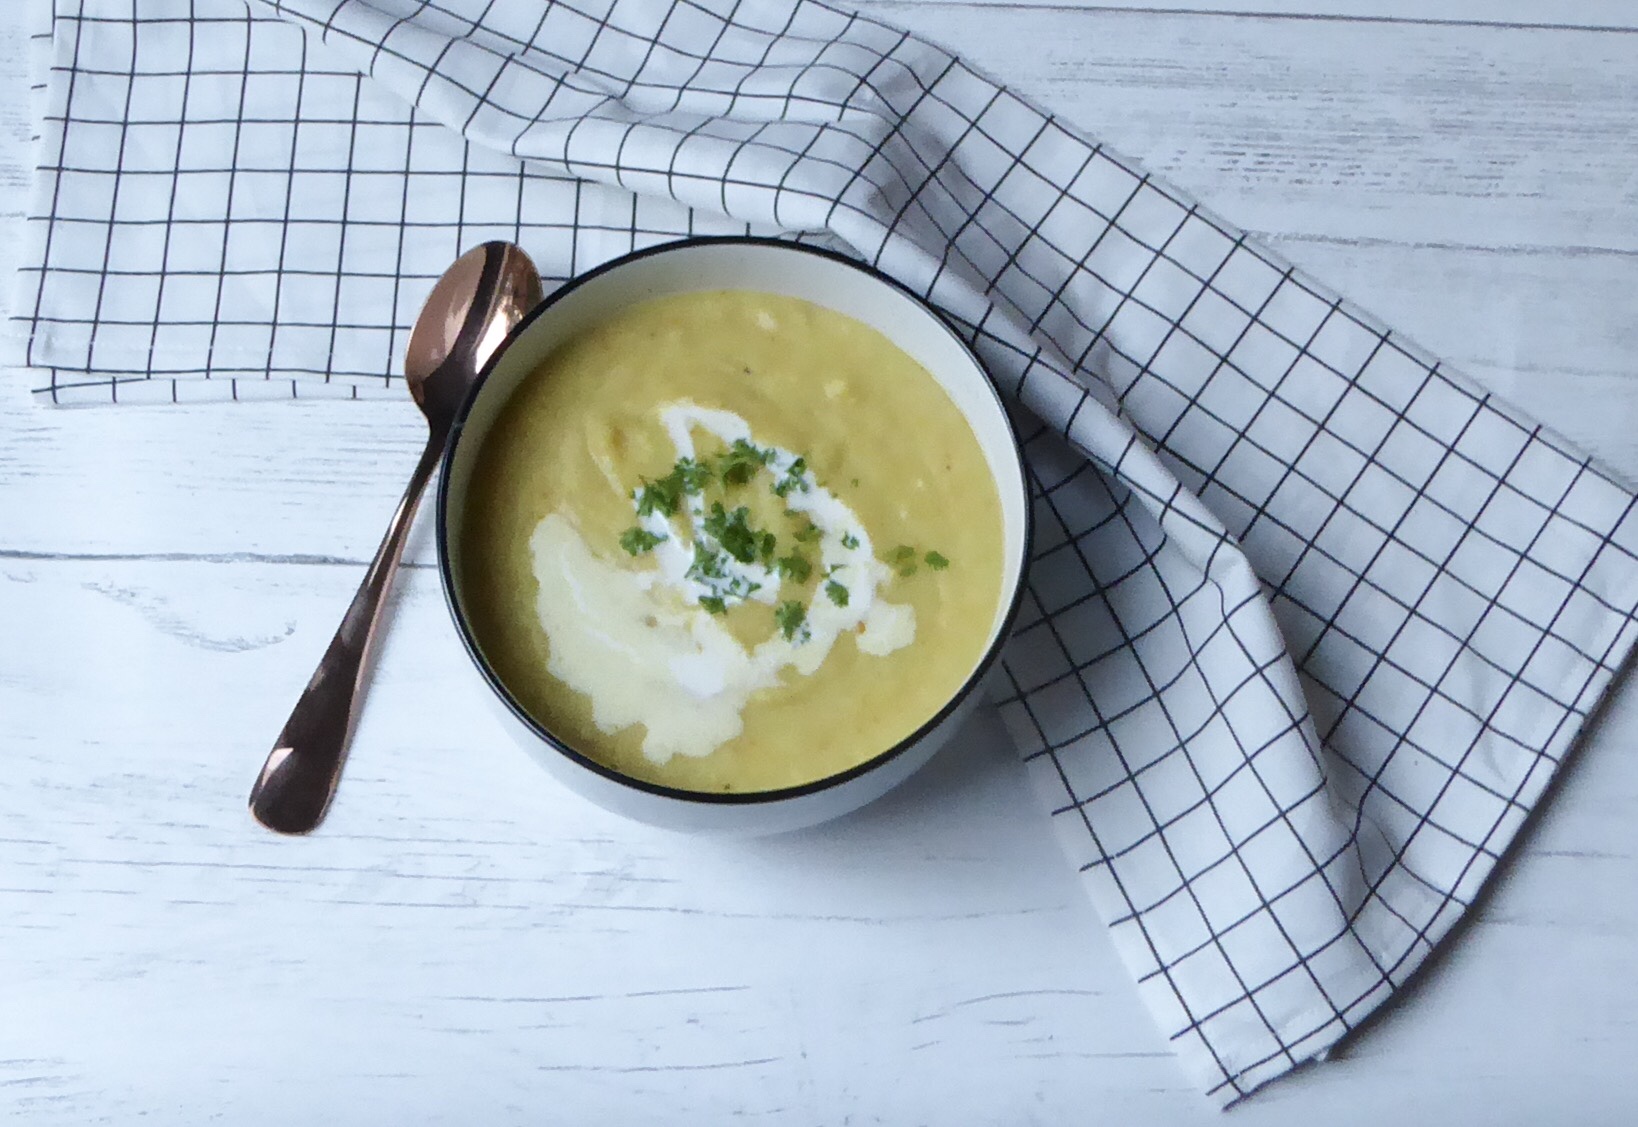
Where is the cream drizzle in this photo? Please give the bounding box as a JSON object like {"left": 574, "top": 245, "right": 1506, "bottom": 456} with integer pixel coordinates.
{"left": 530, "top": 401, "right": 915, "bottom": 763}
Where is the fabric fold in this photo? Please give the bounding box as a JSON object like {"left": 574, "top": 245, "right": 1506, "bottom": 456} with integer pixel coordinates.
{"left": 11, "top": 0, "right": 1638, "bottom": 1104}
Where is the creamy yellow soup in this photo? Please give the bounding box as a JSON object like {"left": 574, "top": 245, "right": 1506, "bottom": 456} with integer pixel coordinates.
{"left": 459, "top": 290, "right": 1003, "bottom": 793}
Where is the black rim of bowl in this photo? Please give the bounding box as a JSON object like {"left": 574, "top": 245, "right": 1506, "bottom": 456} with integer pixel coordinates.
{"left": 434, "top": 235, "right": 1035, "bottom": 807}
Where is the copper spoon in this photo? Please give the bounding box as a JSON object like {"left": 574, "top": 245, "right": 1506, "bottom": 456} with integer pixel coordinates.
{"left": 249, "top": 241, "right": 543, "bottom": 834}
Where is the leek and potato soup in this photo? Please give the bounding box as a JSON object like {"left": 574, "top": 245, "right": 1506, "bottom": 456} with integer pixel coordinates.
{"left": 459, "top": 290, "right": 1003, "bottom": 794}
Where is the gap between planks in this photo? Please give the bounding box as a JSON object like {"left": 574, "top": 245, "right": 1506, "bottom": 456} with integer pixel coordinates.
{"left": 870, "top": 0, "right": 1638, "bottom": 34}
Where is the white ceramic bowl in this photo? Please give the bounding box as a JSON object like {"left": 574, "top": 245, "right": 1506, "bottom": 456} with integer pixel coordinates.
{"left": 436, "top": 237, "right": 1031, "bottom": 834}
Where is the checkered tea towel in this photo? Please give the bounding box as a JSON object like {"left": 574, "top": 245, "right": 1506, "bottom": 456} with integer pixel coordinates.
{"left": 12, "top": 0, "right": 1638, "bottom": 1105}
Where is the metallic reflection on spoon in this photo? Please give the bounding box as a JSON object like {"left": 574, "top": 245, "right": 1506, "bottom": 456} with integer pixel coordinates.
{"left": 249, "top": 241, "right": 544, "bottom": 835}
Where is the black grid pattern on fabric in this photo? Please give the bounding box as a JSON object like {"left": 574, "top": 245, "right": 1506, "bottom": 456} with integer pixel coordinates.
{"left": 12, "top": 0, "right": 1638, "bottom": 1105}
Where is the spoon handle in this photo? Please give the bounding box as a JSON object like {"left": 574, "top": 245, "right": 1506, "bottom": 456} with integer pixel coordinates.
{"left": 249, "top": 434, "right": 444, "bottom": 834}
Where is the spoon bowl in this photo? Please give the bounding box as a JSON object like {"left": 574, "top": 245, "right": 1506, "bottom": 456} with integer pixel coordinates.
{"left": 249, "top": 240, "right": 543, "bottom": 835}
{"left": 407, "top": 241, "right": 542, "bottom": 430}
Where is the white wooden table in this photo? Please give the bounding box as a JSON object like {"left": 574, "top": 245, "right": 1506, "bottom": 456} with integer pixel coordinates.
{"left": 3, "top": 2, "right": 1635, "bottom": 1122}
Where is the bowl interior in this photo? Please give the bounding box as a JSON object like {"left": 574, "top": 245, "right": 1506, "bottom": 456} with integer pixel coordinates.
{"left": 440, "top": 239, "right": 1030, "bottom": 794}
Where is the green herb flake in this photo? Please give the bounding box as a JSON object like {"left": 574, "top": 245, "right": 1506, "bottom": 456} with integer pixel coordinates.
{"left": 824, "top": 579, "right": 849, "bottom": 607}
{"left": 698, "top": 595, "right": 728, "bottom": 616}
{"left": 634, "top": 475, "right": 682, "bottom": 518}
{"left": 758, "top": 529, "right": 778, "bottom": 564}
{"left": 925, "top": 550, "right": 950, "bottom": 571}
{"left": 774, "top": 600, "right": 808, "bottom": 642}
{"left": 675, "top": 457, "right": 712, "bottom": 495}
{"left": 686, "top": 541, "right": 726, "bottom": 583}
{"left": 898, "top": 564, "right": 918, "bottom": 578}
{"left": 702, "top": 502, "right": 760, "bottom": 564}
{"left": 634, "top": 455, "right": 714, "bottom": 517}
{"left": 776, "top": 553, "right": 812, "bottom": 583}
{"left": 619, "top": 527, "right": 666, "bottom": 555}
{"left": 772, "top": 457, "right": 810, "bottom": 498}
{"left": 793, "top": 522, "right": 822, "bottom": 544}
{"left": 889, "top": 545, "right": 916, "bottom": 564}
{"left": 718, "top": 439, "right": 772, "bottom": 486}
{"left": 840, "top": 532, "right": 860, "bottom": 550}
{"left": 724, "top": 576, "right": 761, "bottom": 601}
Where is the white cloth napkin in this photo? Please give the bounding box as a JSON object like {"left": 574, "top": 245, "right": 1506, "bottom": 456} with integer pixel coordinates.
{"left": 13, "top": 0, "right": 1638, "bottom": 1105}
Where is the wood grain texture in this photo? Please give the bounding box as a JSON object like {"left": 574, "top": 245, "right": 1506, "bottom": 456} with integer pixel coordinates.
{"left": 4, "top": 557, "right": 1635, "bottom": 1124}
{"left": 2, "top": 2, "right": 1636, "bottom": 1123}
{"left": 881, "top": 0, "right": 1638, "bottom": 32}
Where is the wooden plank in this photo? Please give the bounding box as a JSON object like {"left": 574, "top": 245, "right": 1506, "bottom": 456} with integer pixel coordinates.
{"left": 877, "top": 0, "right": 1638, "bottom": 33}
{"left": 7, "top": 5, "right": 1634, "bottom": 252}
{"left": 879, "top": 4, "right": 1638, "bottom": 253}
{"left": 4, "top": 232, "right": 1632, "bottom": 560}
{"left": 1, "top": 554, "right": 1633, "bottom": 1123}
{"left": 4, "top": 4, "right": 1634, "bottom": 555}
{"left": 3, "top": 3, "right": 1638, "bottom": 1122}
{"left": 0, "top": 556, "right": 1183, "bottom": 1123}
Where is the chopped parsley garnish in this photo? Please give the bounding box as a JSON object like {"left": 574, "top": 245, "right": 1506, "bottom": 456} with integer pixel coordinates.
{"left": 724, "top": 575, "right": 761, "bottom": 601}
{"left": 625, "top": 439, "right": 944, "bottom": 625}
{"left": 718, "top": 439, "right": 772, "bottom": 486}
{"left": 634, "top": 456, "right": 712, "bottom": 517}
{"left": 702, "top": 502, "right": 761, "bottom": 564}
{"left": 774, "top": 600, "right": 808, "bottom": 642}
{"left": 690, "top": 565, "right": 758, "bottom": 612}
{"left": 772, "top": 457, "right": 809, "bottom": 498}
{"left": 776, "top": 553, "right": 812, "bottom": 583}
{"left": 634, "top": 474, "right": 682, "bottom": 518}
{"left": 619, "top": 527, "right": 666, "bottom": 555}
{"left": 674, "top": 457, "right": 712, "bottom": 495}
{"left": 686, "top": 541, "right": 726, "bottom": 583}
